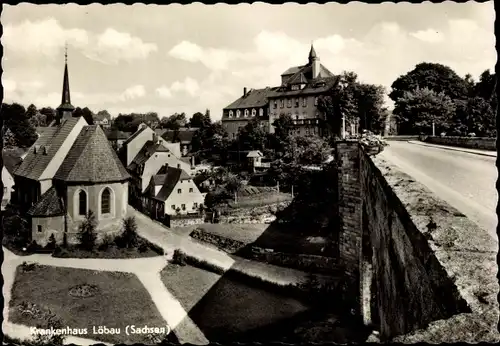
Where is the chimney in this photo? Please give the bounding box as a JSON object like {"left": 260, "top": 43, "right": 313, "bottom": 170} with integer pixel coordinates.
{"left": 153, "top": 133, "right": 158, "bottom": 143}
{"left": 243, "top": 87, "right": 247, "bottom": 97}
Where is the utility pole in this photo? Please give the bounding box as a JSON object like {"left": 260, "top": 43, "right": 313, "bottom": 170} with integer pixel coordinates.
{"left": 342, "top": 114, "right": 346, "bottom": 139}
{"left": 432, "top": 121, "right": 435, "bottom": 136}
{"left": 291, "top": 184, "right": 294, "bottom": 198}
{"left": 277, "top": 180, "right": 280, "bottom": 194}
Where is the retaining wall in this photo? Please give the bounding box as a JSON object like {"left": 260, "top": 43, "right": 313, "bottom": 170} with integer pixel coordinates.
{"left": 335, "top": 140, "right": 498, "bottom": 342}
{"left": 423, "top": 136, "right": 496, "bottom": 150}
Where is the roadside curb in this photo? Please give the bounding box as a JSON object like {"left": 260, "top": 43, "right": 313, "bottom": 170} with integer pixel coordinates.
{"left": 406, "top": 141, "right": 497, "bottom": 158}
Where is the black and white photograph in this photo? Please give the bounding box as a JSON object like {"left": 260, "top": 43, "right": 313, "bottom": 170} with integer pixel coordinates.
{"left": 0, "top": 1, "right": 498, "bottom": 345}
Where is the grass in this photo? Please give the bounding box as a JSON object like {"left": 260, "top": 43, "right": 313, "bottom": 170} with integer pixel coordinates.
{"left": 227, "top": 192, "right": 292, "bottom": 209}
{"left": 160, "top": 264, "right": 222, "bottom": 312}
{"left": 9, "top": 264, "right": 173, "bottom": 345}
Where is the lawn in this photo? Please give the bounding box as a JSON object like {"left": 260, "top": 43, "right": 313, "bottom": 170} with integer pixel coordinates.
{"left": 194, "top": 223, "right": 326, "bottom": 255}
{"left": 175, "top": 265, "right": 311, "bottom": 342}
{"left": 160, "top": 264, "right": 222, "bottom": 312}
{"left": 9, "top": 264, "right": 175, "bottom": 344}
{"left": 227, "top": 192, "right": 292, "bottom": 209}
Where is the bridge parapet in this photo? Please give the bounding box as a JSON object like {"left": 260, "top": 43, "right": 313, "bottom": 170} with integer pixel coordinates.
{"left": 335, "top": 140, "right": 499, "bottom": 342}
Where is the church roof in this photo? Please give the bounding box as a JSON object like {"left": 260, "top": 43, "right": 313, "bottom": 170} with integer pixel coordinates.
{"left": 269, "top": 76, "right": 340, "bottom": 98}
{"left": 153, "top": 166, "right": 191, "bottom": 202}
{"left": 14, "top": 117, "right": 82, "bottom": 181}
{"left": 223, "top": 87, "right": 277, "bottom": 110}
{"left": 122, "top": 126, "right": 148, "bottom": 147}
{"left": 309, "top": 44, "right": 317, "bottom": 60}
{"left": 28, "top": 186, "right": 65, "bottom": 217}
{"left": 54, "top": 125, "right": 130, "bottom": 183}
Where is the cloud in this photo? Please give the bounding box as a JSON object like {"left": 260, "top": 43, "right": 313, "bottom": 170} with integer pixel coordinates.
{"left": 85, "top": 28, "right": 158, "bottom": 64}
{"left": 2, "top": 18, "right": 157, "bottom": 64}
{"left": 155, "top": 86, "right": 173, "bottom": 99}
{"left": 410, "top": 29, "right": 445, "bottom": 43}
{"left": 157, "top": 77, "right": 200, "bottom": 99}
{"left": 168, "top": 40, "right": 240, "bottom": 71}
{"left": 119, "top": 85, "right": 146, "bottom": 101}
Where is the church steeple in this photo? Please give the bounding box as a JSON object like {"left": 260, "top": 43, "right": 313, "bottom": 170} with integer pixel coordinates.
{"left": 56, "top": 44, "right": 75, "bottom": 124}
{"left": 308, "top": 42, "right": 318, "bottom": 64}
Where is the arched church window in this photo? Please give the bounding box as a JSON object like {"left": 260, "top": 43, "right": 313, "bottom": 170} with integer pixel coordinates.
{"left": 78, "top": 190, "right": 87, "bottom": 216}
{"left": 251, "top": 109, "right": 256, "bottom": 117}
{"left": 259, "top": 109, "right": 264, "bottom": 117}
{"left": 101, "top": 188, "right": 111, "bottom": 214}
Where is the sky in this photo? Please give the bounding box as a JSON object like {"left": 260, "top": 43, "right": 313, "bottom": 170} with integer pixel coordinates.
{"left": 1, "top": 2, "right": 496, "bottom": 121}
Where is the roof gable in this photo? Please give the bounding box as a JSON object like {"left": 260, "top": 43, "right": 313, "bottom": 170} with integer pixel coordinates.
{"left": 2, "top": 150, "right": 24, "bottom": 176}
{"left": 14, "top": 117, "right": 83, "bottom": 181}
{"left": 122, "top": 125, "right": 149, "bottom": 146}
{"left": 153, "top": 166, "right": 191, "bottom": 201}
{"left": 28, "top": 186, "right": 65, "bottom": 217}
{"left": 223, "top": 87, "right": 277, "bottom": 110}
{"left": 54, "top": 125, "right": 131, "bottom": 183}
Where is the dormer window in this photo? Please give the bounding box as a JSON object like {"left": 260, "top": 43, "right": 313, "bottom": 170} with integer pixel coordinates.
{"left": 236, "top": 110, "right": 241, "bottom": 117}
{"left": 259, "top": 109, "right": 264, "bottom": 117}
{"left": 300, "top": 83, "right": 306, "bottom": 90}
{"left": 314, "top": 97, "right": 319, "bottom": 106}
{"left": 291, "top": 85, "right": 299, "bottom": 91}
{"left": 229, "top": 110, "right": 233, "bottom": 118}
{"left": 244, "top": 109, "right": 249, "bottom": 117}
{"left": 295, "top": 98, "right": 299, "bottom": 107}
{"left": 280, "top": 100, "right": 284, "bottom": 108}
{"left": 251, "top": 109, "right": 256, "bottom": 117}
{"left": 302, "top": 97, "right": 307, "bottom": 107}
{"left": 273, "top": 101, "right": 277, "bottom": 109}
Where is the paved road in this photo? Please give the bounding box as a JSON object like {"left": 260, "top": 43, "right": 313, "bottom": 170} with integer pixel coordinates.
{"left": 380, "top": 141, "right": 498, "bottom": 237}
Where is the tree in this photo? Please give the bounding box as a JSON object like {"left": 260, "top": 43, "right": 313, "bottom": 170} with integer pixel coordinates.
{"left": 120, "top": 216, "right": 139, "bottom": 248}
{"left": 355, "top": 83, "right": 388, "bottom": 133}
{"left": 189, "top": 111, "right": 211, "bottom": 129}
{"left": 191, "top": 121, "right": 230, "bottom": 160}
{"left": 394, "top": 87, "right": 456, "bottom": 135}
{"left": 237, "top": 118, "right": 267, "bottom": 151}
{"left": 29, "top": 112, "right": 47, "bottom": 128}
{"left": 77, "top": 210, "right": 98, "bottom": 251}
{"left": 452, "top": 97, "right": 496, "bottom": 137}
{"left": 293, "top": 135, "right": 331, "bottom": 165}
{"left": 161, "top": 113, "right": 187, "bottom": 130}
{"left": 26, "top": 104, "right": 38, "bottom": 121}
{"left": 39, "top": 107, "right": 56, "bottom": 125}
{"left": 81, "top": 107, "right": 94, "bottom": 125}
{"left": 2, "top": 103, "right": 38, "bottom": 148}
{"left": 271, "top": 113, "right": 294, "bottom": 152}
{"left": 389, "top": 62, "right": 470, "bottom": 103}
{"left": 2, "top": 128, "right": 18, "bottom": 148}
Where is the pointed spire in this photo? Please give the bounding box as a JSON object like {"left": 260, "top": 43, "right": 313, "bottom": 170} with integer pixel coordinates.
{"left": 56, "top": 43, "right": 75, "bottom": 124}
{"left": 308, "top": 42, "right": 318, "bottom": 63}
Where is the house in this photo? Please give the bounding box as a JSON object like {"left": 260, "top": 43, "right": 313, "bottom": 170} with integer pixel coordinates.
{"left": 143, "top": 166, "right": 205, "bottom": 220}
{"left": 119, "top": 125, "right": 182, "bottom": 166}
{"left": 222, "top": 44, "right": 339, "bottom": 138}
{"left": 161, "top": 128, "right": 198, "bottom": 157}
{"left": 247, "top": 150, "right": 270, "bottom": 173}
{"left": 2, "top": 149, "right": 23, "bottom": 210}
{"left": 126, "top": 139, "right": 193, "bottom": 209}
{"left": 12, "top": 55, "right": 130, "bottom": 246}
{"left": 105, "top": 129, "right": 132, "bottom": 150}
{"left": 94, "top": 112, "right": 111, "bottom": 129}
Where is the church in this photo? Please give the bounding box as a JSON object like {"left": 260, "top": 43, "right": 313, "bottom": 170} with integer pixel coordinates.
{"left": 13, "top": 52, "right": 131, "bottom": 246}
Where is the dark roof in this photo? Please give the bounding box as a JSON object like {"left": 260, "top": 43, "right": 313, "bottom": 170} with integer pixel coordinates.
{"left": 153, "top": 166, "right": 191, "bottom": 202}
{"left": 14, "top": 117, "right": 81, "bottom": 180}
{"left": 282, "top": 65, "right": 304, "bottom": 76}
{"left": 268, "top": 76, "right": 339, "bottom": 98}
{"left": 2, "top": 150, "right": 23, "bottom": 176}
{"left": 54, "top": 125, "right": 131, "bottom": 183}
{"left": 106, "top": 129, "right": 131, "bottom": 140}
{"left": 161, "top": 129, "right": 196, "bottom": 144}
{"left": 28, "top": 186, "right": 65, "bottom": 217}
{"left": 309, "top": 44, "right": 317, "bottom": 60}
{"left": 281, "top": 63, "right": 334, "bottom": 82}
{"left": 122, "top": 126, "right": 147, "bottom": 146}
{"left": 127, "top": 141, "right": 171, "bottom": 170}
{"left": 224, "top": 87, "right": 277, "bottom": 110}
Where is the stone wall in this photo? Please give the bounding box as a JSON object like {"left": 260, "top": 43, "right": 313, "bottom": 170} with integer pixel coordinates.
{"left": 334, "top": 141, "right": 498, "bottom": 342}
{"left": 218, "top": 201, "right": 290, "bottom": 224}
{"left": 170, "top": 216, "right": 204, "bottom": 228}
{"left": 189, "top": 228, "right": 247, "bottom": 253}
{"left": 423, "top": 136, "right": 496, "bottom": 150}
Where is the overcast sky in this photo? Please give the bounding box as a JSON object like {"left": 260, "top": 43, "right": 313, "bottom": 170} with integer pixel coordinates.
{"left": 2, "top": 2, "right": 496, "bottom": 120}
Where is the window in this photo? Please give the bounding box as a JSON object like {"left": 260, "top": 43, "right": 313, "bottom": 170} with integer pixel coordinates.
{"left": 236, "top": 110, "right": 241, "bottom": 117}
{"left": 193, "top": 202, "right": 198, "bottom": 209}
{"left": 244, "top": 109, "right": 249, "bottom": 117}
{"left": 177, "top": 164, "right": 181, "bottom": 168}
{"left": 314, "top": 97, "right": 318, "bottom": 106}
{"left": 287, "top": 99, "right": 292, "bottom": 108}
{"left": 78, "top": 190, "right": 87, "bottom": 216}
{"left": 252, "top": 109, "right": 256, "bottom": 117}
{"left": 37, "top": 225, "right": 42, "bottom": 233}
{"left": 302, "top": 97, "right": 307, "bottom": 107}
{"left": 232, "top": 133, "right": 236, "bottom": 139}
{"left": 316, "top": 111, "right": 320, "bottom": 118}
{"left": 259, "top": 109, "right": 264, "bottom": 117}
{"left": 295, "top": 114, "right": 299, "bottom": 120}
{"left": 3, "top": 187, "right": 6, "bottom": 194}
{"left": 274, "top": 101, "right": 277, "bottom": 109}
{"left": 229, "top": 110, "right": 233, "bottom": 118}
{"left": 177, "top": 189, "right": 182, "bottom": 194}
{"left": 189, "top": 188, "right": 194, "bottom": 193}
{"left": 181, "top": 204, "right": 186, "bottom": 210}
{"left": 171, "top": 204, "right": 176, "bottom": 210}
{"left": 280, "top": 100, "right": 284, "bottom": 108}
{"left": 101, "top": 188, "right": 111, "bottom": 214}
{"left": 295, "top": 98, "right": 299, "bottom": 107}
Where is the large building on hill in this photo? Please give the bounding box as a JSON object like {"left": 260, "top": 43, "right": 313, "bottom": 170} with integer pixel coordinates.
{"left": 221, "top": 44, "right": 339, "bottom": 138}
{"left": 12, "top": 54, "right": 131, "bottom": 246}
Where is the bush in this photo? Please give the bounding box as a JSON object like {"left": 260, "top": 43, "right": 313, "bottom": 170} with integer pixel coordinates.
{"left": 171, "top": 249, "right": 187, "bottom": 266}
{"left": 45, "top": 234, "right": 57, "bottom": 251}
{"left": 138, "top": 242, "right": 149, "bottom": 253}
{"left": 98, "top": 234, "right": 115, "bottom": 251}
{"left": 77, "top": 210, "right": 98, "bottom": 251}
{"left": 120, "top": 216, "right": 139, "bottom": 248}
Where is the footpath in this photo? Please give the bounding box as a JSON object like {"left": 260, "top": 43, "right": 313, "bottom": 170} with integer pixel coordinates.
{"left": 407, "top": 140, "right": 497, "bottom": 158}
